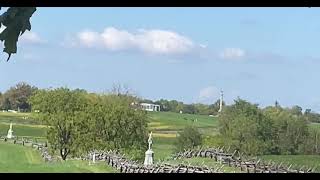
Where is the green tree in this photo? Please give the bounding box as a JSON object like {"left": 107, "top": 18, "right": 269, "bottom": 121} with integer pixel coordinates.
{"left": 29, "top": 87, "right": 149, "bottom": 160}
{"left": 1, "top": 97, "right": 11, "bottom": 110}
{"left": 263, "top": 106, "right": 309, "bottom": 155}
{"left": 303, "top": 109, "right": 320, "bottom": 123}
{"left": 175, "top": 125, "right": 202, "bottom": 152}
{"left": 70, "top": 91, "right": 148, "bottom": 160}
{"left": 3, "top": 82, "right": 38, "bottom": 112}
{"left": 290, "top": 105, "right": 303, "bottom": 116}
{"left": 182, "top": 104, "right": 198, "bottom": 114}
{"left": 29, "top": 88, "right": 89, "bottom": 160}
{"left": 218, "top": 98, "right": 273, "bottom": 155}
{"left": 0, "top": 7, "right": 37, "bottom": 61}
{"left": 193, "top": 103, "right": 210, "bottom": 115}
{"left": 155, "top": 99, "right": 171, "bottom": 111}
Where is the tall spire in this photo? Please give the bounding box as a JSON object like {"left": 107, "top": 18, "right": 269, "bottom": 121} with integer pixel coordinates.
{"left": 218, "top": 90, "right": 223, "bottom": 113}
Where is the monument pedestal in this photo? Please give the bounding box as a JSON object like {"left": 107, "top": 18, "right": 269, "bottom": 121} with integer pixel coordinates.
{"left": 144, "top": 149, "right": 154, "bottom": 167}
{"left": 7, "top": 129, "right": 13, "bottom": 139}
{"left": 7, "top": 123, "right": 14, "bottom": 139}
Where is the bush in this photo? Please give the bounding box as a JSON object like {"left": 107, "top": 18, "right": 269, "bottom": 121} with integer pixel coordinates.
{"left": 121, "top": 146, "right": 145, "bottom": 161}
{"left": 202, "top": 135, "right": 225, "bottom": 148}
{"left": 175, "top": 125, "right": 202, "bottom": 152}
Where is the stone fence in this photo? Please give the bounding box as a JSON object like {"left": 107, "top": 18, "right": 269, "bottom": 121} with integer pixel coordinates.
{"left": 82, "top": 150, "right": 224, "bottom": 173}
{"left": 172, "top": 147, "right": 316, "bottom": 173}
{"left": 0, "top": 136, "right": 315, "bottom": 173}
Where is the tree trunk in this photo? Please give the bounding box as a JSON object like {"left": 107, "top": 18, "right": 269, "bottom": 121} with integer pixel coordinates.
{"left": 60, "top": 148, "right": 69, "bottom": 160}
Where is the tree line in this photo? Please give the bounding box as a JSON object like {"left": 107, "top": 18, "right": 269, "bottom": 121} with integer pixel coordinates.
{"left": 141, "top": 98, "right": 225, "bottom": 115}
{"left": 2, "top": 82, "right": 320, "bottom": 124}
{"left": 212, "top": 99, "right": 320, "bottom": 156}
{"left": 0, "top": 82, "right": 38, "bottom": 112}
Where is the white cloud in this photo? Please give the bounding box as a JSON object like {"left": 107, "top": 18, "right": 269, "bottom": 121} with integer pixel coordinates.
{"left": 199, "top": 44, "right": 207, "bottom": 48}
{"left": 77, "top": 30, "right": 101, "bottom": 48}
{"left": 20, "top": 31, "right": 45, "bottom": 44}
{"left": 66, "top": 27, "right": 197, "bottom": 56}
{"left": 101, "top": 27, "right": 135, "bottom": 51}
{"left": 220, "top": 48, "right": 246, "bottom": 60}
{"left": 198, "top": 86, "right": 220, "bottom": 103}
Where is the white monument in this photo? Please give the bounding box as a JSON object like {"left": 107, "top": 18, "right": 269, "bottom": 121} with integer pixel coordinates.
{"left": 92, "top": 151, "right": 96, "bottom": 164}
{"left": 144, "top": 132, "right": 154, "bottom": 167}
{"left": 218, "top": 90, "right": 223, "bottom": 113}
{"left": 7, "top": 123, "right": 13, "bottom": 139}
{"left": 89, "top": 151, "right": 96, "bottom": 165}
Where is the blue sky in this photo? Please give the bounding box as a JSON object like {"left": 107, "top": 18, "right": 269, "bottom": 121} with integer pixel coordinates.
{"left": 1, "top": 7, "right": 320, "bottom": 111}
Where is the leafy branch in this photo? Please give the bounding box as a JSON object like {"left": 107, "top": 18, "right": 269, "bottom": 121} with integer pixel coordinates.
{"left": 0, "top": 7, "right": 37, "bottom": 61}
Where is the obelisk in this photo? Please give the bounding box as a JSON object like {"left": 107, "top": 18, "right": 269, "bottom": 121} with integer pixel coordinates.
{"left": 218, "top": 90, "right": 223, "bottom": 113}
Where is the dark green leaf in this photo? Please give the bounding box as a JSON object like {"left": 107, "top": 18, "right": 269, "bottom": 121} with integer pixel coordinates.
{"left": 0, "top": 7, "right": 37, "bottom": 61}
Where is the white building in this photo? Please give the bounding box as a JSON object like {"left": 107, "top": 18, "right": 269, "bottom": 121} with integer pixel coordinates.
{"left": 140, "top": 103, "right": 161, "bottom": 112}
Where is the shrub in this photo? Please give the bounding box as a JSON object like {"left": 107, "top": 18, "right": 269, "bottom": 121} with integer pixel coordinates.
{"left": 175, "top": 125, "right": 202, "bottom": 152}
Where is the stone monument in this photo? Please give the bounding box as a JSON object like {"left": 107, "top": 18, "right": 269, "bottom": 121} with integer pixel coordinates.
{"left": 218, "top": 90, "right": 223, "bottom": 113}
{"left": 144, "top": 132, "right": 154, "bottom": 167}
{"left": 7, "top": 123, "right": 13, "bottom": 139}
{"left": 92, "top": 151, "right": 96, "bottom": 164}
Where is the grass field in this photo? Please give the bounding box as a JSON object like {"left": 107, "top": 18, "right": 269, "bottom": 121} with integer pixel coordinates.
{"left": 0, "top": 123, "right": 46, "bottom": 138}
{"left": 0, "top": 112, "right": 39, "bottom": 125}
{"left": 1, "top": 111, "right": 320, "bottom": 173}
{"left": 148, "top": 111, "right": 218, "bottom": 161}
{"left": 0, "top": 141, "right": 116, "bottom": 173}
{"left": 148, "top": 111, "right": 218, "bottom": 138}
{"left": 309, "top": 123, "right": 320, "bottom": 131}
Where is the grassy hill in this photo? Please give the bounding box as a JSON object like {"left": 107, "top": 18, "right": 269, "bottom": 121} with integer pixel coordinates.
{"left": 0, "top": 111, "right": 319, "bottom": 172}
{"left": 0, "top": 141, "right": 116, "bottom": 173}
{"left": 148, "top": 111, "right": 218, "bottom": 137}
{"left": 147, "top": 111, "right": 219, "bottom": 160}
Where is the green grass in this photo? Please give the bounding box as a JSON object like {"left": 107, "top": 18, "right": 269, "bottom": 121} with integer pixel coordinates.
{"left": 259, "top": 155, "right": 320, "bottom": 172}
{"left": 309, "top": 123, "right": 320, "bottom": 132}
{"left": 152, "top": 137, "right": 176, "bottom": 161}
{"left": 0, "top": 141, "right": 117, "bottom": 173}
{"left": 0, "top": 123, "right": 46, "bottom": 138}
{"left": 1, "top": 111, "right": 320, "bottom": 173}
{"left": 148, "top": 111, "right": 219, "bottom": 137}
{"left": 0, "top": 112, "right": 39, "bottom": 125}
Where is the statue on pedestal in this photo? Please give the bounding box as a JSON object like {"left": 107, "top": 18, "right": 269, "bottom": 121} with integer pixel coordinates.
{"left": 7, "top": 123, "right": 13, "bottom": 139}
{"left": 144, "top": 132, "right": 154, "bottom": 167}
{"left": 148, "top": 132, "right": 152, "bottom": 150}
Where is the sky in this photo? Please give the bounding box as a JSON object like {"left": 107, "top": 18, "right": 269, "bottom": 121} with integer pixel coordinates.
{"left": 1, "top": 7, "right": 320, "bottom": 111}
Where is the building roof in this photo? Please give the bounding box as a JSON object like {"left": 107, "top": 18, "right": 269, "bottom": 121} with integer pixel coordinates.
{"left": 140, "top": 103, "right": 160, "bottom": 106}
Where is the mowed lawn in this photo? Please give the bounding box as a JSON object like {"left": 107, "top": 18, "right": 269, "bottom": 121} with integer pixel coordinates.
{"left": 0, "top": 123, "right": 46, "bottom": 138}
{"left": 148, "top": 111, "right": 218, "bottom": 161}
{"left": 0, "top": 112, "right": 39, "bottom": 125}
{"left": 148, "top": 111, "right": 219, "bottom": 138}
{"left": 0, "top": 141, "right": 117, "bottom": 173}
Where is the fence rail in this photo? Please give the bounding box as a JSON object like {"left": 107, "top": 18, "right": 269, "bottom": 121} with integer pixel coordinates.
{"left": 0, "top": 136, "right": 315, "bottom": 173}
{"left": 83, "top": 150, "right": 224, "bottom": 173}
{"left": 172, "top": 147, "right": 315, "bottom": 173}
